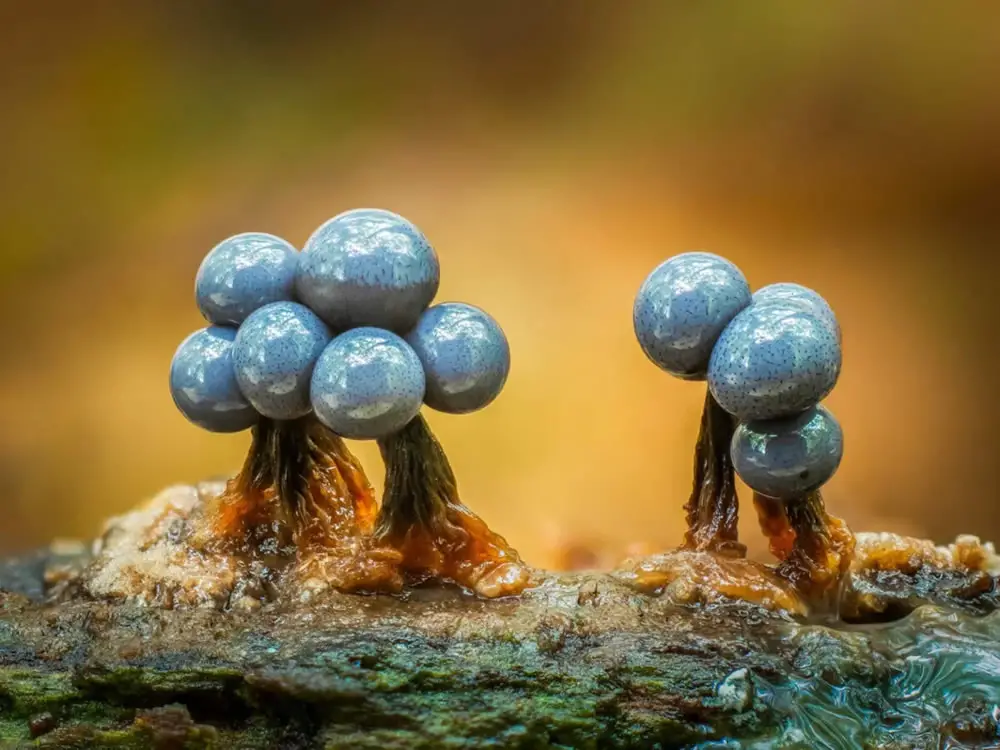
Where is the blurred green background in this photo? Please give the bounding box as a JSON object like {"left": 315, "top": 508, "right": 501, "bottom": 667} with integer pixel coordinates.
{"left": 1, "top": 2, "right": 998, "bottom": 568}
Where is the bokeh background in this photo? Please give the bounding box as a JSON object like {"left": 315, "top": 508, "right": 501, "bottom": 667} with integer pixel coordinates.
{"left": 1, "top": 2, "right": 997, "bottom": 567}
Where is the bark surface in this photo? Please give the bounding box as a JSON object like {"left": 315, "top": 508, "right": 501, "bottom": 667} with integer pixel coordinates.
{"left": 2, "top": 535, "right": 1000, "bottom": 750}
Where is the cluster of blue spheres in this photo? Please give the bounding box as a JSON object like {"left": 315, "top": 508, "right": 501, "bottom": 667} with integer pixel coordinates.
{"left": 634, "top": 253, "right": 844, "bottom": 500}
{"left": 170, "top": 209, "right": 511, "bottom": 440}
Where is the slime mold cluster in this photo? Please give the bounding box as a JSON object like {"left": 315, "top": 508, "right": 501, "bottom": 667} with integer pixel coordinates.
{"left": 161, "top": 209, "right": 526, "bottom": 602}
{"left": 92, "top": 228, "right": 866, "bottom": 614}
{"left": 633, "top": 253, "right": 853, "bottom": 605}
{"left": 8, "top": 224, "right": 1000, "bottom": 750}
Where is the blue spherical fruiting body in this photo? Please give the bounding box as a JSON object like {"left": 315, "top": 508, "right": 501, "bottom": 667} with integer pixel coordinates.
{"left": 296, "top": 208, "right": 440, "bottom": 334}
{"left": 310, "top": 327, "right": 426, "bottom": 440}
{"left": 633, "top": 252, "right": 752, "bottom": 380}
{"left": 170, "top": 326, "right": 258, "bottom": 433}
{"left": 232, "top": 301, "right": 331, "bottom": 420}
{"left": 405, "top": 302, "right": 510, "bottom": 414}
{"left": 708, "top": 303, "right": 841, "bottom": 421}
{"left": 753, "top": 282, "right": 840, "bottom": 340}
{"left": 195, "top": 232, "right": 298, "bottom": 326}
{"left": 731, "top": 405, "right": 844, "bottom": 499}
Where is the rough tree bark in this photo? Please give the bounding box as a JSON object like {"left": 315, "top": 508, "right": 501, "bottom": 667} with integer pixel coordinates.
{"left": 1, "top": 533, "right": 999, "bottom": 750}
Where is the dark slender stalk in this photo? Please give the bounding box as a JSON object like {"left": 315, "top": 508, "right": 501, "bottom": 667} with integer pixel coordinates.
{"left": 375, "top": 414, "right": 466, "bottom": 543}
{"left": 373, "top": 413, "right": 527, "bottom": 596}
{"left": 272, "top": 418, "right": 314, "bottom": 528}
{"left": 199, "top": 416, "right": 376, "bottom": 556}
{"left": 682, "top": 390, "right": 743, "bottom": 556}
{"left": 243, "top": 419, "right": 278, "bottom": 490}
{"left": 754, "top": 490, "right": 855, "bottom": 609}
{"left": 784, "top": 493, "right": 831, "bottom": 562}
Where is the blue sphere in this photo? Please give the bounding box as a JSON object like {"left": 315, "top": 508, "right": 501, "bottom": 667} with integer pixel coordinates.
{"left": 233, "top": 302, "right": 331, "bottom": 420}
{"left": 170, "top": 326, "right": 258, "bottom": 433}
{"left": 708, "top": 303, "right": 841, "bottom": 421}
{"left": 406, "top": 302, "right": 510, "bottom": 414}
{"left": 753, "top": 283, "right": 840, "bottom": 339}
{"left": 195, "top": 232, "right": 298, "bottom": 326}
{"left": 310, "top": 328, "right": 425, "bottom": 440}
{"left": 633, "top": 252, "right": 751, "bottom": 379}
{"left": 731, "top": 405, "right": 844, "bottom": 499}
{"left": 296, "top": 208, "right": 440, "bottom": 334}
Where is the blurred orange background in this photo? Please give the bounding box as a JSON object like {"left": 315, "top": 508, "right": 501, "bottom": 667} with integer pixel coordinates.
{"left": 1, "top": 3, "right": 997, "bottom": 567}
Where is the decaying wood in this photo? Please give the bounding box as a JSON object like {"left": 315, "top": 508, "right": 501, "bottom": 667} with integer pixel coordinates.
{"left": 1, "top": 502, "right": 999, "bottom": 748}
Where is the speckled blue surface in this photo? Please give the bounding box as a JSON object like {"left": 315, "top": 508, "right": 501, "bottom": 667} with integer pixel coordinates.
{"left": 753, "top": 282, "right": 840, "bottom": 339}
{"left": 310, "top": 327, "right": 425, "bottom": 440}
{"left": 232, "top": 301, "right": 331, "bottom": 420}
{"left": 296, "top": 208, "right": 440, "bottom": 334}
{"left": 731, "top": 405, "right": 843, "bottom": 499}
{"left": 708, "top": 303, "right": 841, "bottom": 421}
{"left": 405, "top": 302, "right": 510, "bottom": 414}
{"left": 169, "top": 326, "right": 258, "bottom": 433}
{"left": 633, "top": 252, "right": 751, "bottom": 379}
{"left": 195, "top": 232, "right": 298, "bottom": 326}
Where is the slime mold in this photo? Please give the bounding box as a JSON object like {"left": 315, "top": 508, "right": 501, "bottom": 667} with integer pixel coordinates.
{"left": 406, "top": 302, "right": 510, "bottom": 414}
{"left": 232, "top": 301, "right": 331, "bottom": 420}
{"left": 376, "top": 300, "right": 523, "bottom": 597}
{"left": 296, "top": 208, "right": 440, "bottom": 334}
{"left": 6, "top": 214, "right": 1000, "bottom": 749}
{"left": 107, "top": 224, "right": 869, "bottom": 611}
{"left": 633, "top": 252, "right": 751, "bottom": 380}
{"left": 633, "top": 253, "right": 855, "bottom": 606}
{"left": 195, "top": 232, "right": 298, "bottom": 326}
{"left": 753, "top": 281, "right": 841, "bottom": 339}
{"left": 169, "top": 326, "right": 258, "bottom": 433}
{"left": 718, "top": 283, "right": 852, "bottom": 604}
{"left": 633, "top": 252, "right": 751, "bottom": 554}
{"left": 162, "top": 231, "right": 405, "bottom": 602}
{"left": 731, "top": 405, "right": 844, "bottom": 500}
{"left": 310, "top": 327, "right": 426, "bottom": 440}
{"left": 298, "top": 211, "right": 525, "bottom": 597}
{"left": 157, "top": 210, "right": 526, "bottom": 603}
{"left": 708, "top": 302, "right": 841, "bottom": 422}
